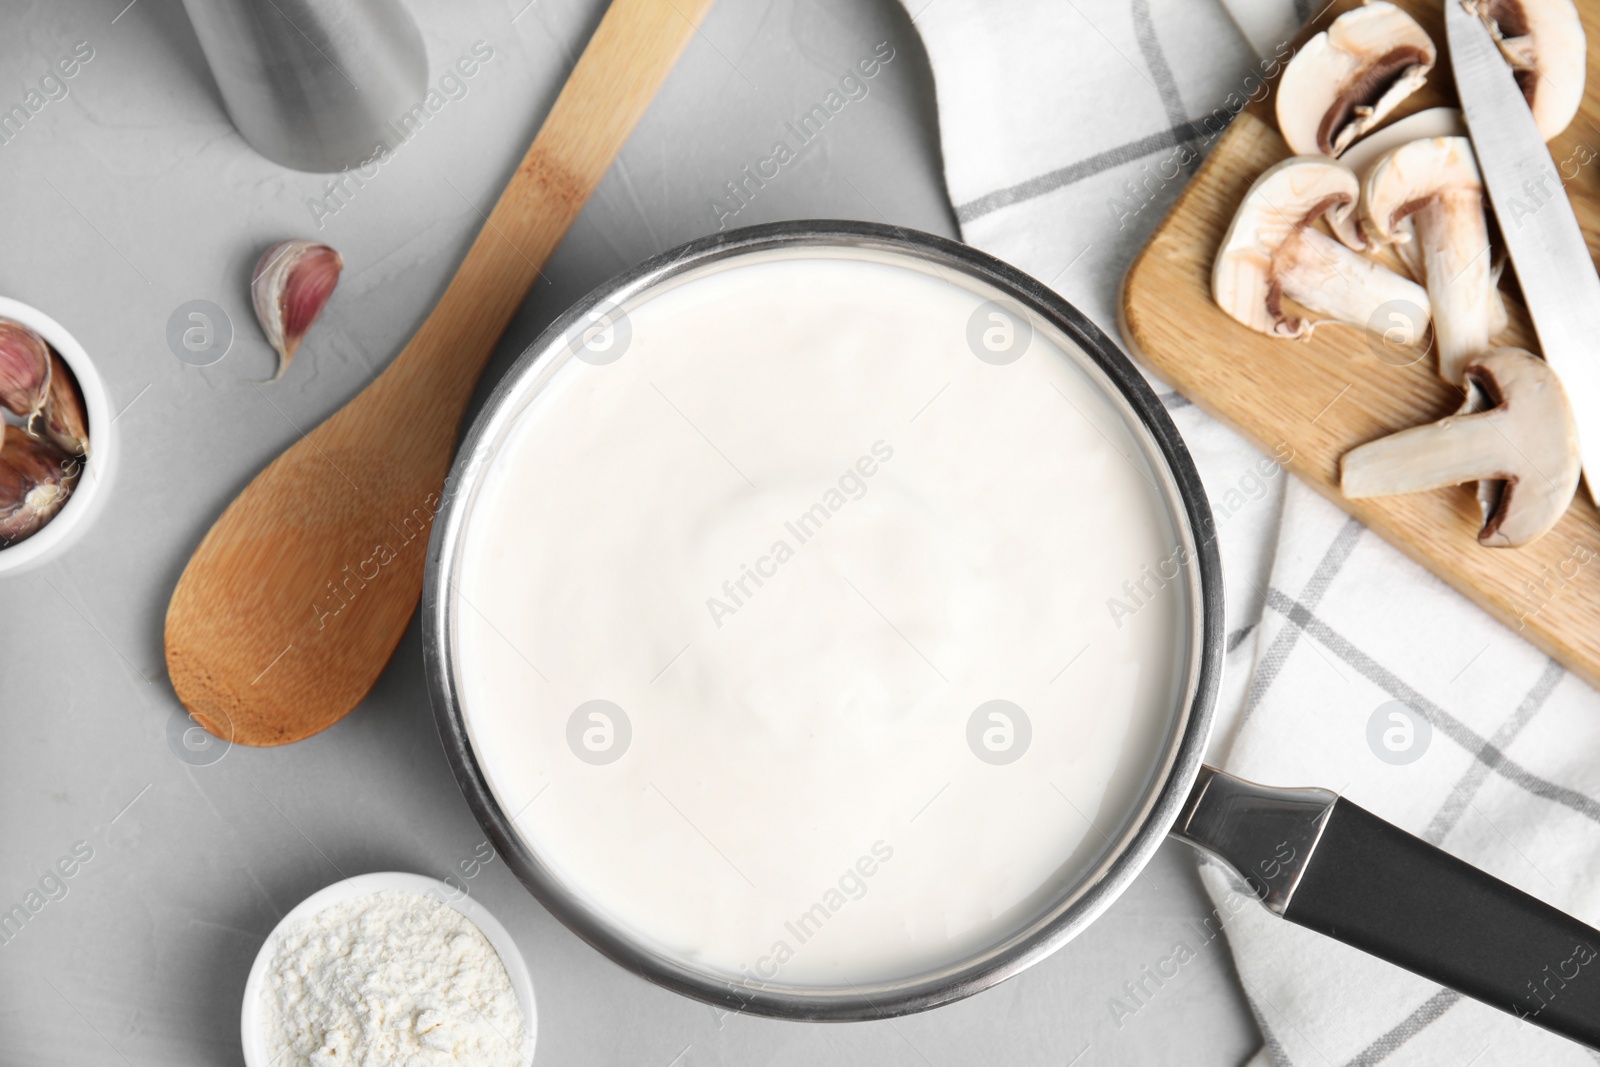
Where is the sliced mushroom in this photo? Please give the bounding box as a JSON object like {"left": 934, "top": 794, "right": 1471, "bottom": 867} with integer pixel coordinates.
{"left": 1328, "top": 108, "right": 1467, "bottom": 251}
{"left": 1364, "top": 136, "right": 1492, "bottom": 384}
{"left": 1341, "top": 347, "right": 1579, "bottom": 546}
{"left": 1325, "top": 113, "right": 1511, "bottom": 343}
{"left": 1214, "top": 156, "right": 1429, "bottom": 340}
{"left": 1276, "top": 1, "right": 1437, "bottom": 157}
{"left": 0, "top": 425, "right": 77, "bottom": 547}
{"left": 1471, "top": 0, "right": 1586, "bottom": 140}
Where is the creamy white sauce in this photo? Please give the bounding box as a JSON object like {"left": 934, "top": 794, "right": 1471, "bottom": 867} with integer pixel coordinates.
{"left": 455, "top": 249, "right": 1190, "bottom": 988}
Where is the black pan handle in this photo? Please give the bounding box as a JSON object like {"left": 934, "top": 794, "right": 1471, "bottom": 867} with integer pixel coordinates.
{"left": 1173, "top": 766, "right": 1600, "bottom": 1051}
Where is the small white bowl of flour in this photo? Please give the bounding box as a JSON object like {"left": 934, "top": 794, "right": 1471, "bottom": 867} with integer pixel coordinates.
{"left": 242, "top": 872, "right": 535, "bottom": 1067}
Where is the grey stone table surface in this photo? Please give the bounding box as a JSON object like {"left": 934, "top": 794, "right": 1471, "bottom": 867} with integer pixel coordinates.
{"left": 0, "top": 0, "right": 1260, "bottom": 1063}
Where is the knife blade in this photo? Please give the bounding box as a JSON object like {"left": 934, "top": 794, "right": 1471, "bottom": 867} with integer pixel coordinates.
{"left": 1446, "top": 0, "right": 1600, "bottom": 506}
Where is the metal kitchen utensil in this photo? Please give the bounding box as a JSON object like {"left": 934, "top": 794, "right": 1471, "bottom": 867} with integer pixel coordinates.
{"left": 1447, "top": 0, "right": 1600, "bottom": 506}
{"left": 179, "top": 0, "right": 427, "bottom": 172}
{"left": 424, "top": 221, "right": 1600, "bottom": 1050}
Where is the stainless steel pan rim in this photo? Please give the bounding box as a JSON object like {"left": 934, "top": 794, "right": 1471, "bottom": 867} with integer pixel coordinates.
{"left": 421, "top": 219, "right": 1225, "bottom": 1021}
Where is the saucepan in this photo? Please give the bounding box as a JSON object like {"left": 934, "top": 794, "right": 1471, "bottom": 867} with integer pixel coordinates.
{"left": 422, "top": 221, "right": 1600, "bottom": 1050}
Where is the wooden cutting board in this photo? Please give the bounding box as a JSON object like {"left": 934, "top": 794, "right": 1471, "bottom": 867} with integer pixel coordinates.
{"left": 1121, "top": 0, "right": 1600, "bottom": 688}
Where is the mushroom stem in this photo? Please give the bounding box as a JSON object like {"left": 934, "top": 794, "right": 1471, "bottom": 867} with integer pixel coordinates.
{"left": 1342, "top": 409, "right": 1511, "bottom": 496}
{"left": 1415, "top": 191, "right": 1492, "bottom": 384}
{"left": 1278, "top": 228, "right": 1430, "bottom": 332}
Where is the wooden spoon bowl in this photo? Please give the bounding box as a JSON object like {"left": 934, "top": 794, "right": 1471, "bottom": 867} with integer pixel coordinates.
{"left": 165, "top": 0, "right": 715, "bottom": 745}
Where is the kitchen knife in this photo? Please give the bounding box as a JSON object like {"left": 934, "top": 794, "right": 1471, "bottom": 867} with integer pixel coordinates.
{"left": 1446, "top": 0, "right": 1600, "bottom": 506}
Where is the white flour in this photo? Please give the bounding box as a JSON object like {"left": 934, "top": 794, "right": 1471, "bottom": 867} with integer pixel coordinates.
{"left": 262, "top": 889, "right": 526, "bottom": 1067}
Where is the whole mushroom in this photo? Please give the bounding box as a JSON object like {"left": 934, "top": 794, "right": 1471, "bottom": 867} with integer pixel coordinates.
{"left": 1276, "top": 1, "right": 1437, "bottom": 157}
{"left": 1363, "top": 136, "right": 1493, "bottom": 385}
{"left": 1341, "top": 347, "right": 1579, "bottom": 547}
{"left": 1213, "top": 156, "right": 1430, "bottom": 341}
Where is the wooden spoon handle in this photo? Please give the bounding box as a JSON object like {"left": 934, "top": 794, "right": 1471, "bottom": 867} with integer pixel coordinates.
{"left": 164, "top": 0, "right": 713, "bottom": 746}
{"left": 397, "top": 0, "right": 715, "bottom": 411}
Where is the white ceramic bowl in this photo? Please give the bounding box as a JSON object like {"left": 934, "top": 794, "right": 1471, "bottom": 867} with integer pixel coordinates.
{"left": 0, "top": 297, "right": 116, "bottom": 575}
{"left": 240, "top": 872, "right": 537, "bottom": 1066}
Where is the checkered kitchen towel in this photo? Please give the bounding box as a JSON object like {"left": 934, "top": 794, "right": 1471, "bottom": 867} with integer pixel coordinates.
{"left": 900, "top": 0, "right": 1600, "bottom": 1064}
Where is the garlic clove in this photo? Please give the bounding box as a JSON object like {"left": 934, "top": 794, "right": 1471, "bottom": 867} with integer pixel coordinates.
{"left": 252, "top": 239, "right": 343, "bottom": 380}
{"left": 0, "top": 425, "right": 77, "bottom": 547}
{"left": 39, "top": 350, "right": 89, "bottom": 457}
{"left": 0, "top": 318, "right": 52, "bottom": 421}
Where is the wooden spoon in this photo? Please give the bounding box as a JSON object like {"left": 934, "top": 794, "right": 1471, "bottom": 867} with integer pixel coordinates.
{"left": 165, "top": 0, "right": 716, "bottom": 745}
